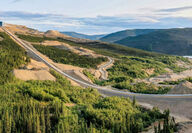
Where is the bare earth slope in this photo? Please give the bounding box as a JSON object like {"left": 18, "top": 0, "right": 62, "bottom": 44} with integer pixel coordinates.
{"left": 168, "top": 81, "right": 192, "bottom": 94}
{"left": 13, "top": 69, "right": 56, "bottom": 81}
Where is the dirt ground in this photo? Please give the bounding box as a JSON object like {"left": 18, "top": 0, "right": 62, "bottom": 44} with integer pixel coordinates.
{"left": 139, "top": 69, "right": 192, "bottom": 84}
{"left": 44, "top": 30, "right": 71, "bottom": 39}
{"left": 5, "top": 23, "right": 42, "bottom": 35}
{"left": 13, "top": 69, "right": 56, "bottom": 81}
{"left": 89, "top": 69, "right": 102, "bottom": 79}
{"left": 26, "top": 59, "right": 49, "bottom": 70}
{"left": 13, "top": 58, "right": 54, "bottom": 81}
{"left": 0, "top": 28, "right": 3, "bottom": 32}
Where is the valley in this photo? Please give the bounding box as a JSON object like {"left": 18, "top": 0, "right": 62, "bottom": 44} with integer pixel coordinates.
{"left": 2, "top": 0, "right": 192, "bottom": 132}
{"left": 0, "top": 23, "right": 192, "bottom": 132}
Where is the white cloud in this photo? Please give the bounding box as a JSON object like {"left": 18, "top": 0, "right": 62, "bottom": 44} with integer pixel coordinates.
{"left": 1, "top": 9, "right": 192, "bottom": 34}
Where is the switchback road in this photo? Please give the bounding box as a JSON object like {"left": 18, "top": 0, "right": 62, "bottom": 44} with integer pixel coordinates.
{"left": 2, "top": 27, "right": 192, "bottom": 120}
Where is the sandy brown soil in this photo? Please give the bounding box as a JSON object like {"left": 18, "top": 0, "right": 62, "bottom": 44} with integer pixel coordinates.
{"left": 89, "top": 69, "right": 102, "bottom": 79}
{"left": 139, "top": 69, "right": 192, "bottom": 85}
{"left": 13, "top": 69, "right": 56, "bottom": 81}
{"left": 65, "top": 103, "right": 76, "bottom": 107}
{"left": 5, "top": 23, "right": 42, "bottom": 35}
{"left": 0, "top": 28, "right": 3, "bottom": 32}
{"left": 44, "top": 30, "right": 71, "bottom": 39}
{"left": 26, "top": 59, "right": 49, "bottom": 70}
{"left": 145, "top": 68, "right": 155, "bottom": 76}
{"left": 55, "top": 63, "right": 92, "bottom": 84}
{"left": 13, "top": 58, "right": 55, "bottom": 81}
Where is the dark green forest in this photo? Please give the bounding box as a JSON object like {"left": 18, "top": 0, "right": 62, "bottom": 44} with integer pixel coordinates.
{"left": 16, "top": 33, "right": 54, "bottom": 43}
{"left": 0, "top": 32, "right": 178, "bottom": 132}
{"left": 33, "top": 44, "right": 107, "bottom": 69}
{"left": 116, "top": 28, "right": 192, "bottom": 55}
{"left": 0, "top": 32, "right": 30, "bottom": 84}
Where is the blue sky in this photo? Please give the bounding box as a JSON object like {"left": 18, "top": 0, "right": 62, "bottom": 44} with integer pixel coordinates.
{"left": 1, "top": 0, "right": 192, "bottom": 34}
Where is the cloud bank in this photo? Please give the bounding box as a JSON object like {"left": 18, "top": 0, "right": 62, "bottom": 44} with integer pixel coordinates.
{"left": 0, "top": 7, "right": 192, "bottom": 34}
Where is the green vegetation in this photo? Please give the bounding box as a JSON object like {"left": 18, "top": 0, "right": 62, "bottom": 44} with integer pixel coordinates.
{"left": 100, "top": 29, "right": 158, "bottom": 43}
{"left": 0, "top": 32, "right": 29, "bottom": 84}
{"left": 96, "top": 56, "right": 187, "bottom": 94}
{"left": 0, "top": 31, "right": 178, "bottom": 132}
{"left": 61, "top": 31, "right": 106, "bottom": 40}
{"left": 57, "top": 37, "right": 162, "bottom": 57}
{"left": 16, "top": 33, "right": 162, "bottom": 57}
{"left": 16, "top": 33, "right": 190, "bottom": 94}
{"left": 83, "top": 70, "right": 97, "bottom": 83}
{"left": 160, "top": 77, "right": 192, "bottom": 85}
{"left": 116, "top": 28, "right": 192, "bottom": 55}
{"left": 0, "top": 71, "right": 171, "bottom": 132}
{"left": 114, "top": 82, "right": 170, "bottom": 94}
{"left": 16, "top": 33, "right": 55, "bottom": 43}
{"left": 154, "top": 110, "right": 178, "bottom": 133}
{"left": 33, "top": 44, "right": 107, "bottom": 68}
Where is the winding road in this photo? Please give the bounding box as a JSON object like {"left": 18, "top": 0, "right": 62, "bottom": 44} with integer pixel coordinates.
{"left": 99, "top": 57, "right": 113, "bottom": 80}
{"left": 2, "top": 27, "right": 192, "bottom": 121}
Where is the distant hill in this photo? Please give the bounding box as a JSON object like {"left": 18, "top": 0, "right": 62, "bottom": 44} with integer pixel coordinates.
{"left": 100, "top": 29, "right": 158, "bottom": 42}
{"left": 116, "top": 28, "right": 192, "bottom": 55}
{"left": 9, "top": 23, "right": 161, "bottom": 57}
{"left": 61, "top": 32, "right": 106, "bottom": 40}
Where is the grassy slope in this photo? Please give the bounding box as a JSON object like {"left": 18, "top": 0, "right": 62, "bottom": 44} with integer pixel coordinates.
{"left": 116, "top": 28, "right": 192, "bottom": 55}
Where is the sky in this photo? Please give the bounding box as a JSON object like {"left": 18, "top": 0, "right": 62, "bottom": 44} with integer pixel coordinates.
{"left": 1, "top": 0, "right": 192, "bottom": 34}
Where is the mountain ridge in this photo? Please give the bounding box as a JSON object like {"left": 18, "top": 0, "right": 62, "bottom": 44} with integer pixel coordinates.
{"left": 116, "top": 28, "right": 192, "bottom": 55}
{"left": 100, "top": 29, "right": 159, "bottom": 42}
{"left": 61, "top": 31, "right": 106, "bottom": 40}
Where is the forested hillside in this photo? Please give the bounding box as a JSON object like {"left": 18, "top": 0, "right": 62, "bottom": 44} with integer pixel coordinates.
{"left": 116, "top": 28, "right": 192, "bottom": 55}
{"left": 0, "top": 31, "right": 177, "bottom": 132}
{"left": 0, "top": 32, "right": 29, "bottom": 84}
{"left": 100, "top": 29, "right": 158, "bottom": 43}
{"left": 33, "top": 44, "right": 107, "bottom": 68}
